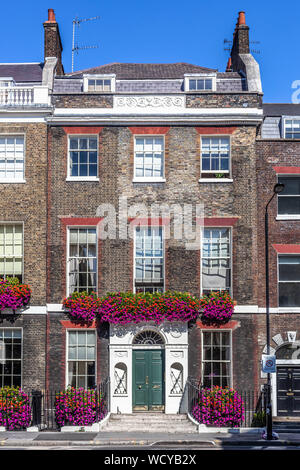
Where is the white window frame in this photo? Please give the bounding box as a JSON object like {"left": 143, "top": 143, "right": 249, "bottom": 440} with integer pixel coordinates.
{"left": 0, "top": 77, "right": 15, "bottom": 88}
{"left": 276, "top": 174, "right": 300, "bottom": 220}
{"left": 133, "top": 226, "right": 165, "bottom": 293}
{"left": 66, "top": 329, "right": 97, "bottom": 389}
{"left": 66, "top": 226, "right": 98, "bottom": 296}
{"left": 0, "top": 328, "right": 23, "bottom": 388}
{"left": 133, "top": 135, "right": 166, "bottom": 183}
{"left": 0, "top": 134, "right": 26, "bottom": 183}
{"left": 0, "top": 222, "right": 24, "bottom": 282}
{"left": 278, "top": 254, "right": 300, "bottom": 308}
{"left": 201, "top": 329, "right": 233, "bottom": 388}
{"left": 67, "top": 134, "right": 99, "bottom": 182}
{"left": 283, "top": 117, "right": 300, "bottom": 139}
{"left": 200, "top": 135, "right": 232, "bottom": 179}
{"left": 83, "top": 74, "right": 116, "bottom": 93}
{"left": 200, "top": 226, "right": 233, "bottom": 297}
{"left": 184, "top": 73, "right": 217, "bottom": 92}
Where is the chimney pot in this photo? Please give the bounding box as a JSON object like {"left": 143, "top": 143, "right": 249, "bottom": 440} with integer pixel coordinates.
{"left": 48, "top": 8, "right": 56, "bottom": 22}
{"left": 238, "top": 11, "right": 246, "bottom": 26}
{"left": 226, "top": 57, "right": 232, "bottom": 72}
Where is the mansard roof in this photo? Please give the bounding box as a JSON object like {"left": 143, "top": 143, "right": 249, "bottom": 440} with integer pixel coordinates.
{"left": 67, "top": 62, "right": 218, "bottom": 80}
{"left": 263, "top": 103, "right": 300, "bottom": 117}
{"left": 0, "top": 63, "right": 43, "bottom": 82}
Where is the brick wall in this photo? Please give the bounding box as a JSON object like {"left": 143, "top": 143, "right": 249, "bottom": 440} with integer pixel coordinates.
{"left": 52, "top": 94, "right": 113, "bottom": 108}
{"left": 256, "top": 140, "right": 300, "bottom": 308}
{"left": 0, "top": 123, "right": 48, "bottom": 305}
{"left": 186, "top": 93, "right": 262, "bottom": 108}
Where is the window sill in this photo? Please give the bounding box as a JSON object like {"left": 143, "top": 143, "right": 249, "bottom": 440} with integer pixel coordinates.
{"left": 199, "top": 178, "right": 233, "bottom": 183}
{"left": 133, "top": 178, "right": 166, "bottom": 183}
{"left": 278, "top": 308, "right": 300, "bottom": 313}
{"left": 276, "top": 215, "right": 300, "bottom": 221}
{"left": 66, "top": 177, "right": 100, "bottom": 182}
{"left": 0, "top": 179, "right": 26, "bottom": 184}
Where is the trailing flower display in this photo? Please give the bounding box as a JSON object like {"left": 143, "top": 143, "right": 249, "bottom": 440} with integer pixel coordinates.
{"left": 97, "top": 291, "right": 201, "bottom": 325}
{"left": 200, "top": 291, "right": 234, "bottom": 324}
{"left": 55, "top": 387, "right": 106, "bottom": 427}
{"left": 0, "top": 277, "right": 31, "bottom": 312}
{"left": 0, "top": 387, "right": 31, "bottom": 430}
{"left": 192, "top": 386, "right": 244, "bottom": 427}
{"left": 62, "top": 291, "right": 101, "bottom": 322}
{"left": 62, "top": 290, "right": 235, "bottom": 325}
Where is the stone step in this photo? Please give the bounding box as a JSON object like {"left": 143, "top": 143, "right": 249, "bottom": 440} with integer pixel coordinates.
{"left": 100, "top": 426, "right": 197, "bottom": 433}
{"left": 109, "top": 415, "right": 190, "bottom": 421}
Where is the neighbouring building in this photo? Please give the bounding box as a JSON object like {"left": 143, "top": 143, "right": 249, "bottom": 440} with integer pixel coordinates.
{"left": 257, "top": 103, "right": 300, "bottom": 417}
{"left": 0, "top": 8, "right": 299, "bottom": 421}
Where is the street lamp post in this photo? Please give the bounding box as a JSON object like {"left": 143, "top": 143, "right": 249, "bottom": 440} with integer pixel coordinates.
{"left": 265, "top": 182, "right": 285, "bottom": 440}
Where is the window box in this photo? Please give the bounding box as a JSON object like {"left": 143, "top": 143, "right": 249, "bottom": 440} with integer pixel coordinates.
{"left": 63, "top": 291, "right": 100, "bottom": 323}
{"left": 0, "top": 278, "right": 31, "bottom": 312}
{"left": 200, "top": 291, "right": 234, "bottom": 325}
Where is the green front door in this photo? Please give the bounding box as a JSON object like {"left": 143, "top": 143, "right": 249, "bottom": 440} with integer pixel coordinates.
{"left": 133, "top": 349, "right": 164, "bottom": 411}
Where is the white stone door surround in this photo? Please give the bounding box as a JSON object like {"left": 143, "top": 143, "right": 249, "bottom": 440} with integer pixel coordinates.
{"left": 109, "top": 321, "right": 188, "bottom": 414}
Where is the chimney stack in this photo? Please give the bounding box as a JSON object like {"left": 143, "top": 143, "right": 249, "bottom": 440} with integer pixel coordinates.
{"left": 43, "top": 9, "right": 64, "bottom": 76}
{"left": 230, "top": 11, "right": 250, "bottom": 72}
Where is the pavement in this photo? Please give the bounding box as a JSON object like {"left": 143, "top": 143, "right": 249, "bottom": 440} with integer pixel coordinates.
{"left": 1, "top": 430, "right": 300, "bottom": 448}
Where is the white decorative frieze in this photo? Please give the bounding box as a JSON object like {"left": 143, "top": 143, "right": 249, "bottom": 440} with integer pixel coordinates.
{"left": 114, "top": 95, "right": 185, "bottom": 109}
{"left": 114, "top": 351, "right": 128, "bottom": 357}
{"left": 170, "top": 351, "right": 184, "bottom": 358}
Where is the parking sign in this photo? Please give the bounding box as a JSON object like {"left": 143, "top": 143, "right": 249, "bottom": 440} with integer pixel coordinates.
{"left": 262, "top": 355, "right": 276, "bottom": 373}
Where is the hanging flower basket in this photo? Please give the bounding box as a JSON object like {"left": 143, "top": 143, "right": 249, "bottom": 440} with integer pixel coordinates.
{"left": 97, "top": 291, "right": 200, "bottom": 325}
{"left": 200, "top": 291, "right": 234, "bottom": 325}
{"left": 0, "top": 277, "right": 31, "bottom": 312}
{"left": 55, "top": 387, "right": 105, "bottom": 427}
{"left": 191, "top": 386, "right": 244, "bottom": 427}
{"left": 62, "top": 291, "right": 100, "bottom": 323}
{"left": 0, "top": 386, "right": 31, "bottom": 430}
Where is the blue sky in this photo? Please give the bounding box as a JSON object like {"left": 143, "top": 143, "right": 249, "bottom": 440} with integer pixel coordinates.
{"left": 0, "top": 0, "right": 299, "bottom": 102}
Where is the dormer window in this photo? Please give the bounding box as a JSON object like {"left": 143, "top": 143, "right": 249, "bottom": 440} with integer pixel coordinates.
{"left": 88, "top": 79, "right": 111, "bottom": 92}
{"left": 0, "top": 77, "right": 15, "bottom": 88}
{"left": 284, "top": 118, "right": 300, "bottom": 139}
{"left": 189, "top": 78, "right": 212, "bottom": 91}
{"left": 184, "top": 74, "right": 216, "bottom": 92}
{"left": 83, "top": 74, "right": 116, "bottom": 93}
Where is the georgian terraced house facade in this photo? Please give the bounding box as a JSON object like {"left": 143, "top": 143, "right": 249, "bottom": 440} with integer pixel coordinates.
{"left": 0, "top": 8, "right": 299, "bottom": 418}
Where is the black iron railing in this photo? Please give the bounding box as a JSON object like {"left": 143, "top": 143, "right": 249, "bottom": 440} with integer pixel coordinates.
{"left": 0, "top": 378, "right": 110, "bottom": 431}
{"left": 186, "top": 377, "right": 266, "bottom": 428}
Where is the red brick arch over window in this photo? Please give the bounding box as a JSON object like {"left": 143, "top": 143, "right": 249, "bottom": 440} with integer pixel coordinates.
{"left": 62, "top": 127, "right": 103, "bottom": 135}
{"left": 195, "top": 127, "right": 236, "bottom": 135}
{"left": 129, "top": 127, "right": 170, "bottom": 135}
{"left": 272, "top": 244, "right": 300, "bottom": 254}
